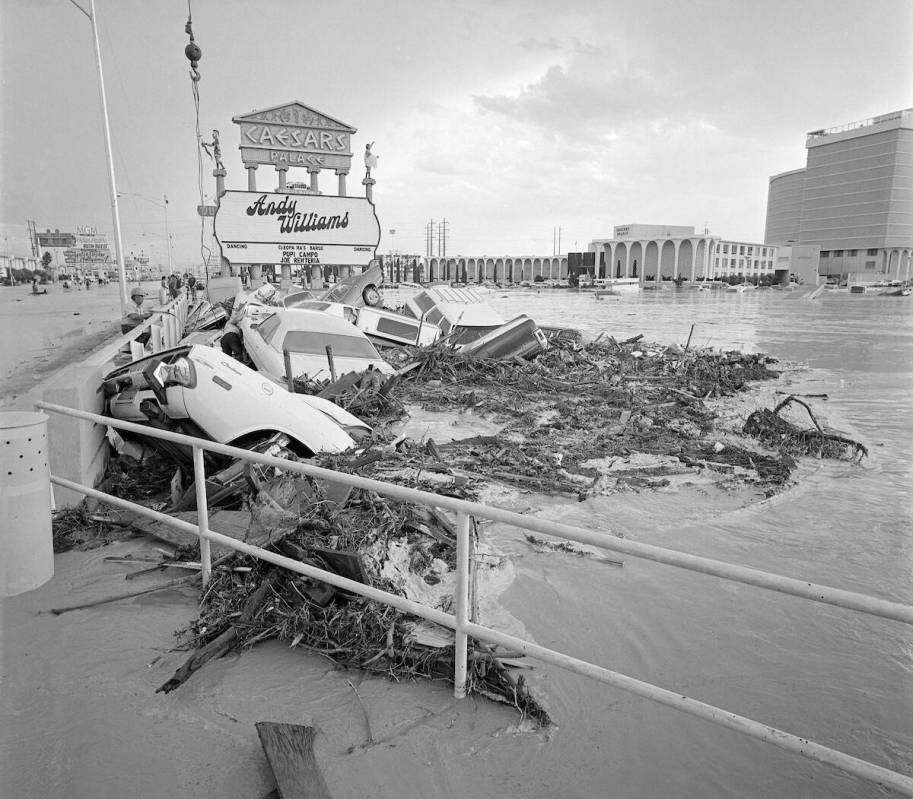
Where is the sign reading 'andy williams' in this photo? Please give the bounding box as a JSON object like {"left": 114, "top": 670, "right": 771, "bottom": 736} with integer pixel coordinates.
{"left": 214, "top": 191, "right": 380, "bottom": 267}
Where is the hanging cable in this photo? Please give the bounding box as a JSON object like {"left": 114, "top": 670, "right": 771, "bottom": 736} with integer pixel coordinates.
{"left": 185, "top": 0, "right": 213, "bottom": 283}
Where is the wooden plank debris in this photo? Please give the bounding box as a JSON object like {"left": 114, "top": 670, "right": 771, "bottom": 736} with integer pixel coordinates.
{"left": 255, "top": 723, "right": 332, "bottom": 799}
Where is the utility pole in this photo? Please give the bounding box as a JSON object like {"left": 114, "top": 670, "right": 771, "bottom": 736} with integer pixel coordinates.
{"left": 426, "top": 219, "right": 435, "bottom": 258}
{"left": 557, "top": 226, "right": 562, "bottom": 255}
{"left": 27, "top": 220, "right": 39, "bottom": 258}
{"left": 69, "top": 0, "right": 129, "bottom": 314}
{"left": 440, "top": 218, "right": 448, "bottom": 258}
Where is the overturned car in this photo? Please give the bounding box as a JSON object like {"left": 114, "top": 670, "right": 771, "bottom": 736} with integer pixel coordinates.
{"left": 102, "top": 344, "right": 369, "bottom": 458}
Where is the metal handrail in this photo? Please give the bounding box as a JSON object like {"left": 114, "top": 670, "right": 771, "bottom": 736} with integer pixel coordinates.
{"left": 36, "top": 402, "right": 913, "bottom": 626}
{"left": 84, "top": 292, "right": 191, "bottom": 368}
{"left": 35, "top": 401, "right": 913, "bottom": 795}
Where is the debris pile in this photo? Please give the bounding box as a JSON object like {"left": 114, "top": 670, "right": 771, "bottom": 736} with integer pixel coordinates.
{"left": 744, "top": 394, "right": 868, "bottom": 461}
{"left": 350, "top": 333, "right": 796, "bottom": 497}
{"left": 154, "top": 473, "right": 551, "bottom": 724}
{"left": 60, "top": 315, "right": 869, "bottom": 727}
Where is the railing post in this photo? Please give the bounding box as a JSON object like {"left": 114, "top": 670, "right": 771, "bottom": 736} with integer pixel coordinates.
{"left": 150, "top": 323, "right": 163, "bottom": 353}
{"left": 453, "top": 511, "right": 471, "bottom": 698}
{"left": 192, "top": 445, "right": 211, "bottom": 586}
{"left": 283, "top": 349, "right": 294, "bottom": 392}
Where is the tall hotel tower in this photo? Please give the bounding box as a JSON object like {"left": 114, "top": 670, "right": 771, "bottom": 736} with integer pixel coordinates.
{"left": 765, "top": 109, "right": 912, "bottom": 283}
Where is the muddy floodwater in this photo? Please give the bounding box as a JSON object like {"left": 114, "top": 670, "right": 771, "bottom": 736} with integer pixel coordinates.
{"left": 1, "top": 286, "right": 912, "bottom": 798}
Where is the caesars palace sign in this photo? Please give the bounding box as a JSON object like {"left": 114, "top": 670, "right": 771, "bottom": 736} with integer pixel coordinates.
{"left": 214, "top": 191, "right": 380, "bottom": 267}
{"left": 233, "top": 102, "right": 355, "bottom": 171}
{"left": 215, "top": 102, "right": 379, "bottom": 266}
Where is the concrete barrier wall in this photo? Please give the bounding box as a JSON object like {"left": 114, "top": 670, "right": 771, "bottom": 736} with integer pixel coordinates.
{"left": 43, "top": 363, "right": 108, "bottom": 508}
{"left": 40, "top": 293, "right": 192, "bottom": 508}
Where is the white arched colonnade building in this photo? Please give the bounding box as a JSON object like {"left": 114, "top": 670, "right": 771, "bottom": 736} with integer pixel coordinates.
{"left": 423, "top": 255, "right": 568, "bottom": 283}
{"left": 589, "top": 224, "right": 721, "bottom": 283}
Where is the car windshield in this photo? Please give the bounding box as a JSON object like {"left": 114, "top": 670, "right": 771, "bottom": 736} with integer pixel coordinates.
{"left": 321, "top": 283, "right": 354, "bottom": 304}
{"left": 283, "top": 330, "right": 381, "bottom": 359}
{"left": 283, "top": 291, "right": 316, "bottom": 308}
{"left": 256, "top": 314, "right": 282, "bottom": 344}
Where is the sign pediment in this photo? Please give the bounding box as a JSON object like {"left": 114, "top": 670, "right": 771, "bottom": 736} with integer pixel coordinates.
{"left": 232, "top": 102, "right": 357, "bottom": 133}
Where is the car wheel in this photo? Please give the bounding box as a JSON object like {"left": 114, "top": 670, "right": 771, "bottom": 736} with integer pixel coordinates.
{"left": 362, "top": 284, "right": 382, "bottom": 307}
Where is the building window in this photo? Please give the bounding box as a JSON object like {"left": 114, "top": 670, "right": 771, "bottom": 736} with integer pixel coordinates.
{"left": 834, "top": 250, "right": 843, "bottom": 257}
{"left": 723, "top": 244, "right": 729, "bottom": 254}
{"left": 848, "top": 250, "right": 857, "bottom": 256}
{"left": 821, "top": 251, "right": 830, "bottom": 258}
{"left": 867, "top": 248, "right": 878, "bottom": 256}
{"left": 865, "top": 261, "right": 876, "bottom": 269}
{"left": 739, "top": 246, "right": 745, "bottom": 255}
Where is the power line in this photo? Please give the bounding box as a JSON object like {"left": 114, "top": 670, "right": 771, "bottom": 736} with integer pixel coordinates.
{"left": 439, "top": 218, "right": 449, "bottom": 258}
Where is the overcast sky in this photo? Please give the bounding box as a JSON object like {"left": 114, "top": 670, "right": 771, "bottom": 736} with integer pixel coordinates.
{"left": 2, "top": 0, "right": 911, "bottom": 269}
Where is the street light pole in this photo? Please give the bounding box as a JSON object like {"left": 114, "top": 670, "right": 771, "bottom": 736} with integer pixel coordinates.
{"left": 163, "top": 194, "right": 173, "bottom": 275}
{"left": 70, "top": 0, "right": 129, "bottom": 314}
{"left": 118, "top": 192, "right": 172, "bottom": 276}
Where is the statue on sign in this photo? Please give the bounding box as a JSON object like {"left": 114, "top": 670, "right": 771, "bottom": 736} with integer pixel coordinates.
{"left": 364, "top": 142, "right": 379, "bottom": 179}
{"left": 201, "top": 129, "right": 224, "bottom": 171}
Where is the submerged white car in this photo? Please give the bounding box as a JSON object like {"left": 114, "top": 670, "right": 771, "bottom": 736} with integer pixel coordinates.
{"left": 103, "top": 344, "right": 368, "bottom": 455}
{"left": 290, "top": 300, "right": 442, "bottom": 348}
{"left": 404, "top": 285, "right": 506, "bottom": 345}
{"left": 241, "top": 308, "right": 395, "bottom": 386}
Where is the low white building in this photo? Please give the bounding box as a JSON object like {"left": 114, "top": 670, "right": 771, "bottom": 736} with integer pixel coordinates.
{"left": 423, "top": 255, "right": 567, "bottom": 283}
{"left": 711, "top": 239, "right": 779, "bottom": 280}
{"left": 587, "top": 225, "right": 778, "bottom": 284}
{"left": 590, "top": 224, "right": 718, "bottom": 283}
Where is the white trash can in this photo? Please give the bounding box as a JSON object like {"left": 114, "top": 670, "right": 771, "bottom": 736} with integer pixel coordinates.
{"left": 1, "top": 411, "right": 54, "bottom": 596}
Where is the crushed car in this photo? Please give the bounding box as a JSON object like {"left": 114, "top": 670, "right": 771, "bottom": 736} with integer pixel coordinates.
{"left": 402, "top": 285, "right": 548, "bottom": 357}
{"left": 403, "top": 285, "right": 506, "bottom": 345}
{"left": 319, "top": 262, "right": 383, "bottom": 308}
{"left": 240, "top": 307, "right": 395, "bottom": 386}
{"left": 458, "top": 314, "right": 549, "bottom": 360}
{"left": 102, "top": 345, "right": 369, "bottom": 460}
{"left": 287, "top": 299, "right": 442, "bottom": 349}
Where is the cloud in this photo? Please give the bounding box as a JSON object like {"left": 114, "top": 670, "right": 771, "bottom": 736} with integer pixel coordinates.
{"left": 473, "top": 54, "right": 673, "bottom": 141}
{"left": 518, "top": 37, "right": 563, "bottom": 52}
